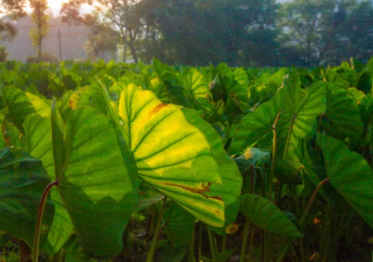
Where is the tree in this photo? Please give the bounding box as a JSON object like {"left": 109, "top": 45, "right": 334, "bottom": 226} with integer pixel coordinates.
{"left": 61, "top": 0, "right": 143, "bottom": 63}
{"left": 0, "top": 0, "right": 28, "bottom": 41}
{"left": 29, "top": 0, "right": 50, "bottom": 59}
{"left": 336, "top": 0, "right": 373, "bottom": 63}
{"left": 84, "top": 12, "right": 120, "bottom": 60}
{"left": 0, "top": 45, "right": 8, "bottom": 62}
{"left": 278, "top": 0, "right": 338, "bottom": 67}
{"left": 139, "top": 0, "right": 280, "bottom": 66}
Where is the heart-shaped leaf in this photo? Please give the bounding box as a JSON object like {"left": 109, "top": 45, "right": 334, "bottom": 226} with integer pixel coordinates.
{"left": 0, "top": 147, "right": 54, "bottom": 248}
{"left": 317, "top": 133, "right": 373, "bottom": 228}
{"left": 118, "top": 84, "right": 226, "bottom": 227}
{"left": 239, "top": 194, "right": 302, "bottom": 238}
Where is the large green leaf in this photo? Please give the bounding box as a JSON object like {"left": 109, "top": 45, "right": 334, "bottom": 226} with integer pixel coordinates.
{"left": 181, "top": 69, "right": 214, "bottom": 114}
{"left": 229, "top": 75, "right": 326, "bottom": 155}
{"left": 0, "top": 147, "right": 54, "bottom": 248}
{"left": 181, "top": 107, "right": 242, "bottom": 234}
{"left": 302, "top": 142, "right": 338, "bottom": 207}
{"left": 228, "top": 92, "right": 282, "bottom": 154}
{"left": 21, "top": 114, "right": 73, "bottom": 255}
{"left": 277, "top": 78, "right": 326, "bottom": 146}
{"left": 118, "top": 84, "right": 226, "bottom": 227}
{"left": 57, "top": 107, "right": 138, "bottom": 259}
{"left": 3, "top": 87, "right": 36, "bottom": 132}
{"left": 325, "top": 88, "right": 363, "bottom": 141}
{"left": 239, "top": 194, "right": 302, "bottom": 238}
{"left": 164, "top": 202, "right": 195, "bottom": 246}
{"left": 64, "top": 235, "right": 92, "bottom": 262}
{"left": 317, "top": 133, "right": 373, "bottom": 228}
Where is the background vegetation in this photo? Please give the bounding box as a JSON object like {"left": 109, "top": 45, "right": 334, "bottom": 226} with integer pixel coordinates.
{"left": 0, "top": 0, "right": 372, "bottom": 66}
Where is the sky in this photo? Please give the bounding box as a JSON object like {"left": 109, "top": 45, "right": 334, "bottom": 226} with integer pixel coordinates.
{"left": 34, "top": 0, "right": 292, "bottom": 14}
{"left": 25, "top": 0, "right": 94, "bottom": 14}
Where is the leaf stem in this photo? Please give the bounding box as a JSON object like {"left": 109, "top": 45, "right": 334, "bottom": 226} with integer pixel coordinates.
{"left": 268, "top": 113, "right": 280, "bottom": 202}
{"left": 207, "top": 226, "right": 218, "bottom": 262}
{"left": 221, "top": 235, "right": 227, "bottom": 253}
{"left": 188, "top": 226, "right": 196, "bottom": 262}
{"left": 299, "top": 179, "right": 329, "bottom": 226}
{"left": 276, "top": 179, "right": 329, "bottom": 262}
{"left": 33, "top": 180, "right": 60, "bottom": 262}
{"left": 146, "top": 196, "right": 167, "bottom": 262}
{"left": 240, "top": 219, "right": 251, "bottom": 262}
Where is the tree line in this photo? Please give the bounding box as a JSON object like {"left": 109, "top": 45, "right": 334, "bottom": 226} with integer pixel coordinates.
{"left": 1, "top": 0, "right": 373, "bottom": 67}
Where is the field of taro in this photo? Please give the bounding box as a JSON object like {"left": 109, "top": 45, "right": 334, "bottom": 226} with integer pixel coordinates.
{"left": 0, "top": 58, "right": 373, "bottom": 262}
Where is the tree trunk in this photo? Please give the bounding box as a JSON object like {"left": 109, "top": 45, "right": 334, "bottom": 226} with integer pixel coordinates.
{"left": 122, "top": 29, "right": 128, "bottom": 63}
{"left": 128, "top": 32, "right": 138, "bottom": 63}
{"left": 128, "top": 40, "right": 138, "bottom": 63}
{"left": 307, "top": 40, "right": 311, "bottom": 67}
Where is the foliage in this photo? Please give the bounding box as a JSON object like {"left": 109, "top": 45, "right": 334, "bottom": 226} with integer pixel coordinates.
{"left": 29, "top": 0, "right": 49, "bottom": 58}
{"left": 0, "top": 58, "right": 372, "bottom": 262}
{"left": 26, "top": 51, "right": 59, "bottom": 63}
{"left": 0, "top": 46, "right": 8, "bottom": 62}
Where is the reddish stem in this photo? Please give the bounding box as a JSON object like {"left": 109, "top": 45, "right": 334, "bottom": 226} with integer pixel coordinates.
{"left": 33, "top": 180, "right": 60, "bottom": 262}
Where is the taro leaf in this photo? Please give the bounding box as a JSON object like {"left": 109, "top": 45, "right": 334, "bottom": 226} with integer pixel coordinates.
{"left": 21, "top": 114, "right": 73, "bottom": 255}
{"left": 239, "top": 194, "right": 302, "bottom": 238}
{"left": 228, "top": 93, "right": 282, "bottom": 155}
{"left": 216, "top": 63, "right": 250, "bottom": 105}
{"left": 234, "top": 68, "right": 249, "bottom": 88}
{"left": 217, "top": 248, "right": 237, "bottom": 262}
{"left": 275, "top": 159, "right": 302, "bottom": 185}
{"left": 24, "top": 93, "right": 50, "bottom": 118}
{"left": 64, "top": 234, "right": 91, "bottom": 262}
{"left": 7, "top": 122, "right": 21, "bottom": 148}
{"left": 277, "top": 78, "right": 326, "bottom": 147}
{"left": 234, "top": 148, "right": 271, "bottom": 173}
{"left": 182, "top": 69, "right": 213, "bottom": 114}
{"left": 360, "top": 94, "right": 373, "bottom": 128}
{"left": 137, "top": 181, "right": 164, "bottom": 212}
{"left": 317, "top": 133, "right": 373, "bottom": 228}
{"left": 118, "top": 84, "right": 226, "bottom": 227}
{"left": 230, "top": 75, "right": 326, "bottom": 155}
{"left": 348, "top": 88, "right": 365, "bottom": 104}
{"left": 164, "top": 202, "right": 195, "bottom": 246}
{"left": 0, "top": 147, "right": 54, "bottom": 248}
{"left": 180, "top": 107, "right": 242, "bottom": 232}
{"left": 162, "top": 244, "right": 187, "bottom": 262}
{"left": 3, "top": 87, "right": 36, "bottom": 132}
{"left": 302, "top": 142, "right": 338, "bottom": 207}
{"left": 57, "top": 107, "right": 138, "bottom": 259}
{"left": 325, "top": 88, "right": 363, "bottom": 141}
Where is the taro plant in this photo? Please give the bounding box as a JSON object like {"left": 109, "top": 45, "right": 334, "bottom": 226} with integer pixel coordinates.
{"left": 0, "top": 58, "right": 373, "bottom": 262}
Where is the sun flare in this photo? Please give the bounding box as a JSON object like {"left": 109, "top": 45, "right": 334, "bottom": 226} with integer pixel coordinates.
{"left": 47, "top": 0, "right": 67, "bottom": 10}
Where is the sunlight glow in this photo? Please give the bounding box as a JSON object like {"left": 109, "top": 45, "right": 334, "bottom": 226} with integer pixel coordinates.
{"left": 47, "top": 0, "right": 67, "bottom": 10}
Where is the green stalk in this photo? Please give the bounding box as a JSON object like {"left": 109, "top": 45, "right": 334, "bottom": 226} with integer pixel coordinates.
{"left": 319, "top": 205, "right": 331, "bottom": 262}
{"left": 240, "top": 220, "right": 251, "bottom": 262}
{"left": 221, "top": 235, "right": 227, "bottom": 253}
{"left": 207, "top": 227, "right": 218, "bottom": 262}
{"left": 276, "top": 179, "right": 329, "bottom": 262}
{"left": 188, "top": 226, "right": 196, "bottom": 262}
{"left": 198, "top": 222, "right": 202, "bottom": 262}
{"left": 146, "top": 197, "right": 167, "bottom": 262}
{"left": 2, "top": 116, "right": 9, "bottom": 147}
{"left": 268, "top": 113, "right": 280, "bottom": 202}
{"left": 2, "top": 247, "right": 5, "bottom": 256}
{"left": 248, "top": 227, "right": 255, "bottom": 262}
{"left": 299, "top": 179, "right": 329, "bottom": 226}
{"left": 33, "top": 180, "right": 60, "bottom": 262}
